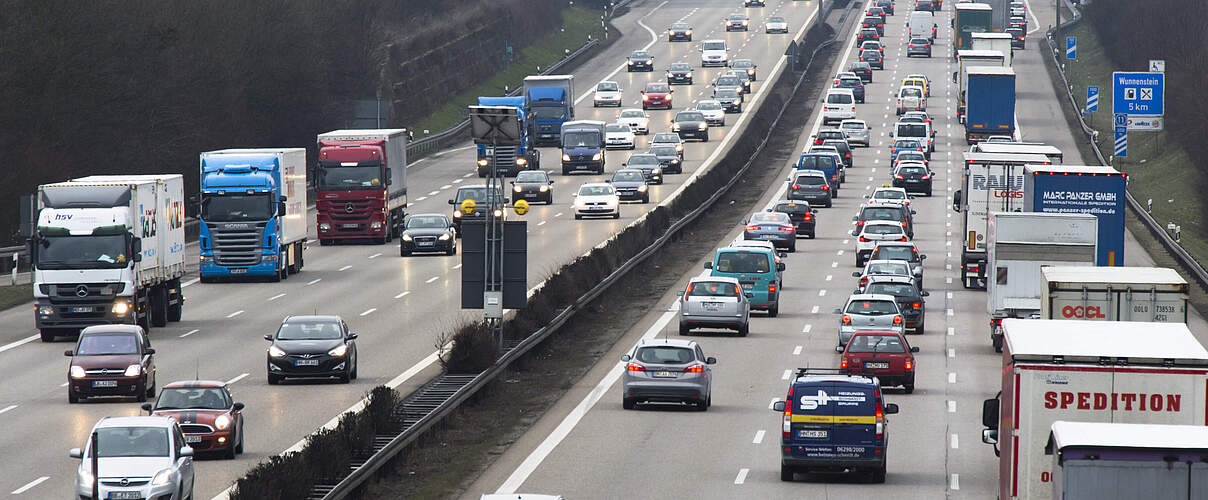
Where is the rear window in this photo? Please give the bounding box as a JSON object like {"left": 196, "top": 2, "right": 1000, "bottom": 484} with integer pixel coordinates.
{"left": 794, "top": 175, "right": 825, "bottom": 186}
{"left": 774, "top": 202, "right": 810, "bottom": 214}
{"left": 797, "top": 155, "right": 835, "bottom": 170}
{"left": 847, "top": 334, "right": 907, "bottom": 353}
{"left": 846, "top": 300, "right": 898, "bottom": 315}
{"left": 867, "top": 262, "right": 909, "bottom": 275}
{"left": 863, "top": 224, "right": 904, "bottom": 235}
{"left": 861, "top": 50, "right": 881, "bottom": 59}
{"left": 899, "top": 166, "right": 927, "bottom": 175}
{"left": 688, "top": 281, "right": 739, "bottom": 297}
{"left": 872, "top": 246, "right": 916, "bottom": 261}
{"left": 827, "top": 93, "right": 853, "bottom": 104}
{"left": 861, "top": 208, "right": 904, "bottom": 221}
{"left": 819, "top": 131, "right": 845, "bottom": 139}
{"left": 634, "top": 346, "right": 695, "bottom": 364}
{"left": 873, "top": 190, "right": 906, "bottom": 200}
{"left": 841, "top": 121, "right": 865, "bottom": 130}
{"left": 714, "top": 251, "right": 772, "bottom": 274}
{"left": 897, "top": 124, "right": 927, "bottom": 137}
{"left": 865, "top": 282, "right": 917, "bottom": 297}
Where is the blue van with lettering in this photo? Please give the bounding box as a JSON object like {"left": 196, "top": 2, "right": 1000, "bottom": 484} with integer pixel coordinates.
{"left": 771, "top": 369, "right": 899, "bottom": 482}
{"left": 704, "top": 247, "right": 783, "bottom": 316}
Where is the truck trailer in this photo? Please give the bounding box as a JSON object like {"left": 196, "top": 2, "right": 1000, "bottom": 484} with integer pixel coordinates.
{"left": 971, "top": 32, "right": 1013, "bottom": 66}
{"left": 1046, "top": 421, "right": 1208, "bottom": 500}
{"left": 955, "top": 49, "right": 1007, "bottom": 119}
{"left": 981, "top": 319, "right": 1208, "bottom": 500}
{"left": 973, "top": 142, "right": 1064, "bottom": 163}
{"left": 1040, "top": 266, "right": 1189, "bottom": 323}
{"left": 953, "top": 3, "right": 993, "bottom": 57}
{"left": 30, "top": 175, "right": 186, "bottom": 341}
{"left": 315, "top": 129, "right": 408, "bottom": 245}
{"left": 524, "top": 75, "right": 575, "bottom": 146}
{"left": 199, "top": 148, "right": 307, "bottom": 282}
{"left": 986, "top": 212, "right": 1097, "bottom": 351}
{"left": 964, "top": 66, "right": 1016, "bottom": 144}
{"left": 1024, "top": 165, "right": 1127, "bottom": 266}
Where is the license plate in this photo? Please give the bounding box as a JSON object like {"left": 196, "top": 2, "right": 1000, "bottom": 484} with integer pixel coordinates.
{"left": 703, "top": 302, "right": 721, "bottom": 312}
{"left": 799, "top": 430, "right": 828, "bottom": 438}
{"left": 109, "top": 493, "right": 143, "bottom": 500}
{"left": 72, "top": 306, "right": 92, "bottom": 313}
{"left": 652, "top": 371, "right": 676, "bottom": 378}
{"left": 92, "top": 380, "right": 118, "bottom": 388}
{"left": 185, "top": 435, "right": 203, "bottom": 443}
{"left": 230, "top": 268, "right": 247, "bottom": 274}
{"left": 576, "top": 166, "right": 589, "bottom": 170}
{"left": 342, "top": 224, "right": 359, "bottom": 229}
{"left": 418, "top": 241, "right": 434, "bottom": 246}
{"left": 741, "top": 283, "right": 754, "bottom": 291}
{"left": 524, "top": 193, "right": 537, "bottom": 198}
{"left": 295, "top": 359, "right": 320, "bottom": 366}
{"left": 865, "top": 362, "right": 889, "bottom": 369}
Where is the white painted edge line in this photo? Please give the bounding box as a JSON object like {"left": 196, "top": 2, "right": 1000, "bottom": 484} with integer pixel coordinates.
{"left": 0, "top": 404, "right": 17, "bottom": 415}
{"left": 226, "top": 373, "right": 249, "bottom": 385}
{"left": 180, "top": 277, "right": 200, "bottom": 288}
{"left": 10, "top": 476, "right": 49, "bottom": 495}
{"left": 0, "top": 335, "right": 38, "bottom": 355}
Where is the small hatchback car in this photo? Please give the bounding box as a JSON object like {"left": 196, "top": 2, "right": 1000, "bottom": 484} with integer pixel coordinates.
{"left": 834, "top": 293, "right": 905, "bottom": 347}
{"left": 71, "top": 416, "right": 195, "bottom": 500}
{"left": 743, "top": 211, "right": 797, "bottom": 252}
{"left": 678, "top": 276, "right": 751, "bottom": 336}
{"left": 622, "top": 338, "right": 716, "bottom": 410}
{"left": 840, "top": 331, "right": 919, "bottom": 392}
{"left": 144, "top": 380, "right": 246, "bottom": 458}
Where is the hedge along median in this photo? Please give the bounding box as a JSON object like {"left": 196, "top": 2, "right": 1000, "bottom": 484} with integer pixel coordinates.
{"left": 226, "top": 9, "right": 837, "bottom": 498}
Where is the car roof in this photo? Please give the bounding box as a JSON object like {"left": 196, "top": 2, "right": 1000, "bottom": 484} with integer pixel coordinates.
{"left": 283, "top": 315, "right": 343, "bottom": 323}
{"left": 95, "top": 415, "right": 179, "bottom": 430}
{"left": 408, "top": 212, "right": 451, "bottom": 218}
{"left": 635, "top": 338, "right": 697, "bottom": 349}
{"left": 863, "top": 220, "right": 905, "bottom": 227}
{"left": 731, "top": 239, "right": 775, "bottom": 249}
{"left": 80, "top": 324, "right": 144, "bottom": 336}
{"left": 864, "top": 274, "right": 917, "bottom": 284}
{"left": 827, "top": 88, "right": 855, "bottom": 95}
{"left": 579, "top": 182, "right": 611, "bottom": 188}
{"left": 847, "top": 293, "right": 898, "bottom": 302}
{"left": 794, "top": 374, "right": 879, "bottom": 386}
{"left": 866, "top": 259, "right": 911, "bottom": 267}
{"left": 690, "top": 275, "right": 741, "bottom": 285}
{"left": 614, "top": 168, "right": 645, "bottom": 175}
{"left": 627, "top": 153, "right": 658, "bottom": 159}
{"left": 840, "top": 119, "right": 867, "bottom": 126}
{"left": 793, "top": 169, "right": 826, "bottom": 177}
{"left": 162, "top": 380, "right": 228, "bottom": 389}
{"left": 873, "top": 240, "right": 917, "bottom": 248}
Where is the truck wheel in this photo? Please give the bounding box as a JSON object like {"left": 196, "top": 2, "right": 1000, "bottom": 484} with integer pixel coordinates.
{"left": 270, "top": 265, "right": 282, "bottom": 283}
{"left": 150, "top": 285, "right": 168, "bottom": 327}
{"left": 623, "top": 398, "right": 636, "bottom": 410}
{"left": 166, "top": 279, "right": 183, "bottom": 322}
{"left": 992, "top": 335, "right": 1004, "bottom": 353}
{"left": 869, "top": 464, "right": 887, "bottom": 483}
{"left": 40, "top": 329, "right": 57, "bottom": 342}
{"left": 137, "top": 305, "right": 152, "bottom": 334}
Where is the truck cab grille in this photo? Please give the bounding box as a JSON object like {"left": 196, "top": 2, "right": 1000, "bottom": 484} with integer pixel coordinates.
{"left": 209, "top": 223, "right": 265, "bottom": 266}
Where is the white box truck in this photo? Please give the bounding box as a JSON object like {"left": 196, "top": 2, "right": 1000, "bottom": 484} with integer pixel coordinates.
{"left": 1046, "top": 421, "right": 1208, "bottom": 500}
{"left": 981, "top": 319, "right": 1208, "bottom": 500}
{"left": 972, "top": 32, "right": 1014, "bottom": 66}
{"left": 1040, "top": 266, "right": 1190, "bottom": 323}
{"left": 986, "top": 212, "right": 1098, "bottom": 351}
{"left": 31, "top": 175, "right": 187, "bottom": 340}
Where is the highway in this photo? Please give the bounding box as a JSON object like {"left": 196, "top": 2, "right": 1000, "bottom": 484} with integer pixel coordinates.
{"left": 463, "top": 0, "right": 1208, "bottom": 498}
{"left": 0, "top": 0, "right": 827, "bottom": 498}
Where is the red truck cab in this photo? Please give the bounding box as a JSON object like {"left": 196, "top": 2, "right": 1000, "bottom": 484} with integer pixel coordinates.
{"left": 315, "top": 129, "right": 408, "bottom": 245}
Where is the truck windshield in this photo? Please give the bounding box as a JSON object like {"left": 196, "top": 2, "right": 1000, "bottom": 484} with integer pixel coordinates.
{"left": 318, "top": 164, "right": 382, "bottom": 189}
{"left": 529, "top": 106, "right": 565, "bottom": 119}
{"left": 202, "top": 194, "right": 273, "bottom": 222}
{"left": 36, "top": 234, "right": 129, "bottom": 270}
{"left": 563, "top": 131, "right": 601, "bottom": 148}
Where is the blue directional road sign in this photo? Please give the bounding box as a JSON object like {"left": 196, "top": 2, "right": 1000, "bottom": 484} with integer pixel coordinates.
{"left": 1114, "top": 113, "right": 1128, "bottom": 128}
{"left": 1086, "top": 86, "right": 1099, "bottom": 113}
{"left": 1113, "top": 72, "right": 1165, "bottom": 116}
{"left": 1066, "top": 37, "right": 1076, "bottom": 60}
{"left": 1114, "top": 126, "right": 1128, "bottom": 158}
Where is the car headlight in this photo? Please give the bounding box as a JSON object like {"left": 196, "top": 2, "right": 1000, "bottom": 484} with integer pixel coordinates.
{"left": 401, "top": 233, "right": 413, "bottom": 241}
{"left": 637, "top": 185, "right": 648, "bottom": 192}
{"left": 672, "top": 123, "right": 681, "bottom": 131}
{"left": 700, "top": 123, "right": 708, "bottom": 130}
{"left": 124, "top": 364, "right": 141, "bottom": 377}
{"left": 653, "top": 167, "right": 662, "bottom": 174}
{"left": 513, "top": 185, "right": 523, "bottom": 193}
{"left": 328, "top": 344, "right": 348, "bottom": 357}
{"left": 666, "top": 72, "right": 674, "bottom": 78}
{"left": 439, "top": 233, "right": 451, "bottom": 241}
{"left": 671, "top": 158, "right": 680, "bottom": 164}
{"left": 493, "top": 208, "right": 504, "bottom": 218}
{"left": 675, "top": 144, "right": 683, "bottom": 152}
{"left": 215, "top": 414, "right": 232, "bottom": 431}
{"left": 268, "top": 345, "right": 287, "bottom": 358}
{"left": 628, "top": 61, "right": 634, "bottom": 65}
{"left": 112, "top": 300, "right": 131, "bottom": 315}
{"left": 151, "top": 469, "right": 173, "bottom": 486}
{"left": 453, "top": 210, "right": 463, "bottom": 218}
{"left": 70, "top": 365, "right": 86, "bottom": 379}
{"left": 562, "top": 153, "right": 571, "bottom": 162}
{"left": 591, "top": 152, "right": 602, "bottom": 161}
{"left": 539, "top": 185, "right": 549, "bottom": 192}
{"left": 686, "top": 29, "right": 693, "bottom": 35}
{"left": 748, "top": 69, "right": 756, "bottom": 75}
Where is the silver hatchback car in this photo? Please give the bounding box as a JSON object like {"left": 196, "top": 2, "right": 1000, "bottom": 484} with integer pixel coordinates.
{"left": 72, "top": 416, "right": 195, "bottom": 500}
{"left": 678, "top": 276, "right": 751, "bottom": 336}
{"left": 743, "top": 211, "right": 797, "bottom": 252}
{"left": 833, "top": 293, "right": 905, "bottom": 348}
{"left": 621, "top": 338, "right": 716, "bottom": 410}
{"left": 840, "top": 119, "right": 871, "bottom": 147}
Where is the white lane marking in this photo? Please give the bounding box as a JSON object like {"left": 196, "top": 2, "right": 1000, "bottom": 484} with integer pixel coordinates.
{"left": 842, "top": 239, "right": 849, "bottom": 245}
{"left": 0, "top": 404, "right": 17, "bottom": 415}
{"left": 453, "top": 263, "right": 463, "bottom": 269}
{"left": 825, "top": 275, "right": 833, "bottom": 281}
{"left": 946, "top": 292, "right": 953, "bottom": 299}
{"left": 951, "top": 473, "right": 960, "bottom": 490}
{"left": 734, "top": 468, "right": 750, "bottom": 485}
{"left": 537, "top": 220, "right": 547, "bottom": 226}
{"left": 180, "top": 278, "right": 200, "bottom": 288}
{"left": 0, "top": 335, "right": 38, "bottom": 355}
{"left": 453, "top": 179, "right": 463, "bottom": 184}
{"left": 360, "top": 308, "right": 377, "bottom": 316}
{"left": 463, "top": 172, "right": 473, "bottom": 178}
{"left": 946, "top": 277, "right": 953, "bottom": 284}
{"left": 831, "top": 261, "right": 838, "bottom": 268}
{"left": 368, "top": 253, "right": 382, "bottom": 259}
{"left": 268, "top": 293, "right": 286, "bottom": 301}
{"left": 782, "top": 369, "right": 792, "bottom": 380}
{"left": 836, "top": 250, "right": 844, "bottom": 255}
{"left": 802, "top": 324, "right": 813, "bottom": 333}
{"left": 440, "top": 184, "right": 452, "bottom": 190}
{"left": 339, "top": 265, "right": 352, "bottom": 271}
{"left": 949, "top": 372, "right": 957, "bottom": 384}
{"left": 425, "top": 276, "right": 439, "bottom": 284}
{"left": 811, "top": 305, "right": 819, "bottom": 314}
{"left": 427, "top": 190, "right": 440, "bottom": 196}
{"left": 10, "top": 476, "right": 49, "bottom": 495}
{"left": 947, "top": 327, "right": 955, "bottom": 336}
{"left": 948, "top": 348, "right": 956, "bottom": 358}
{"left": 793, "top": 345, "right": 803, "bottom": 355}
{"left": 753, "top": 430, "right": 765, "bottom": 444}
{"left": 948, "top": 400, "right": 957, "bottom": 413}
{"left": 180, "top": 329, "right": 200, "bottom": 338}
{"left": 394, "top": 291, "right": 411, "bottom": 299}
{"left": 555, "top": 212, "right": 563, "bottom": 217}
{"left": 60, "top": 382, "right": 69, "bottom": 387}
{"left": 818, "top": 290, "right": 826, "bottom": 297}
{"left": 226, "top": 373, "right": 249, "bottom": 385}
{"left": 416, "top": 196, "right": 428, "bottom": 202}
{"left": 951, "top": 433, "right": 959, "bottom": 449}
{"left": 947, "top": 308, "right": 954, "bottom": 316}
{"left": 227, "top": 310, "right": 244, "bottom": 318}
{"left": 495, "top": 296, "right": 676, "bottom": 495}
{"left": 307, "top": 278, "right": 322, "bottom": 285}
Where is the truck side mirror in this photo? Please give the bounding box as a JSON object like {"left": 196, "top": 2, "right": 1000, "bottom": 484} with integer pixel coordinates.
{"left": 278, "top": 201, "right": 287, "bottom": 216}
{"left": 952, "top": 190, "right": 963, "bottom": 212}
{"left": 952, "top": 71, "right": 958, "bottom": 83}
{"left": 385, "top": 168, "right": 393, "bottom": 185}
{"left": 131, "top": 238, "right": 143, "bottom": 262}
{"left": 448, "top": 199, "right": 456, "bottom": 205}
{"left": 883, "top": 403, "right": 899, "bottom": 414}
{"left": 982, "top": 396, "right": 1000, "bottom": 428}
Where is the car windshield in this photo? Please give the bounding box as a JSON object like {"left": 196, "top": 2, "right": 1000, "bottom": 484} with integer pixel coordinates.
{"left": 632, "top": 51, "right": 650, "bottom": 58}
{"left": 797, "top": 155, "right": 834, "bottom": 170}
{"left": 35, "top": 233, "right": 129, "bottom": 270}
{"left": 317, "top": 165, "right": 382, "bottom": 189}
{"left": 688, "top": 281, "right": 740, "bottom": 297}
{"left": 874, "top": 190, "right": 907, "bottom": 200}
{"left": 76, "top": 334, "right": 139, "bottom": 355}
{"left": 635, "top": 346, "right": 695, "bottom": 365}
{"left": 578, "top": 185, "right": 615, "bottom": 196}
{"left": 729, "top": 14, "right": 746, "bottom": 20}
{"left": 627, "top": 155, "right": 659, "bottom": 165}
{"left": 732, "top": 60, "right": 753, "bottom": 68}
{"left": 795, "top": 175, "right": 825, "bottom": 186}
{"left": 717, "top": 77, "right": 741, "bottom": 86}
{"left": 597, "top": 82, "right": 619, "bottom": 92}
{"left": 716, "top": 90, "right": 739, "bottom": 99}
{"left": 774, "top": 203, "right": 810, "bottom": 213}
{"left": 646, "top": 84, "right": 670, "bottom": 93}
{"left": 714, "top": 251, "right": 771, "bottom": 273}
{"left": 703, "top": 41, "right": 726, "bottom": 50}
{"left": 867, "top": 262, "right": 909, "bottom": 275}
{"left": 874, "top": 246, "right": 917, "bottom": 261}
{"left": 897, "top": 124, "right": 927, "bottom": 136}
{"left": 842, "top": 121, "right": 865, "bottom": 130}
{"left": 847, "top": 334, "right": 907, "bottom": 353}
{"left": 155, "top": 387, "right": 230, "bottom": 410}
{"left": 613, "top": 171, "right": 645, "bottom": 182}
{"left": 863, "top": 224, "right": 904, "bottom": 235}
{"left": 697, "top": 101, "right": 721, "bottom": 110}
{"left": 846, "top": 300, "right": 898, "bottom": 315}
{"left": 620, "top": 110, "right": 645, "bottom": 118}
{"left": 564, "top": 131, "right": 601, "bottom": 148}
{"left": 862, "top": 208, "right": 904, "bottom": 221}
{"left": 865, "top": 282, "right": 918, "bottom": 297}
{"left": 515, "top": 171, "right": 547, "bottom": 182}
{"left": 91, "top": 427, "right": 170, "bottom": 458}
{"left": 606, "top": 124, "right": 630, "bottom": 133}
{"left": 456, "top": 188, "right": 504, "bottom": 203}
{"left": 650, "top": 146, "right": 678, "bottom": 156}
{"left": 672, "top": 23, "right": 690, "bottom": 29}
{"left": 201, "top": 193, "right": 273, "bottom": 222}
{"left": 676, "top": 112, "right": 705, "bottom": 122}
{"left": 276, "top": 321, "right": 343, "bottom": 340}
{"left": 769, "top": 17, "right": 785, "bottom": 22}
{"left": 406, "top": 216, "right": 448, "bottom": 229}
{"left": 670, "top": 63, "right": 691, "bottom": 71}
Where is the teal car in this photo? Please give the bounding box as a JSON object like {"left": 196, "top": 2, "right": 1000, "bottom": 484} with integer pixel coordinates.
{"left": 703, "top": 247, "right": 783, "bottom": 316}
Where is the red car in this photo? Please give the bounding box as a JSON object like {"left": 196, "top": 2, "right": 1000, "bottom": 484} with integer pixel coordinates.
{"left": 143, "top": 380, "right": 246, "bottom": 458}
{"left": 839, "top": 331, "right": 919, "bottom": 393}
{"left": 641, "top": 82, "right": 673, "bottom": 110}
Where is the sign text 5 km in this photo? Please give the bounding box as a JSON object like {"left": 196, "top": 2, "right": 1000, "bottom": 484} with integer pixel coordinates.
{"left": 1112, "top": 71, "right": 1164, "bottom": 116}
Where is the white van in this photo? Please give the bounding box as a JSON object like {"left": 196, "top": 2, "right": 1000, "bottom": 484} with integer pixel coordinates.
{"left": 908, "top": 11, "right": 936, "bottom": 41}
{"left": 822, "top": 89, "right": 857, "bottom": 124}
{"left": 700, "top": 39, "right": 729, "bottom": 67}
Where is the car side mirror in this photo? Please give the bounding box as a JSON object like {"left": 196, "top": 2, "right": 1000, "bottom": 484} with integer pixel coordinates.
{"left": 911, "top": 210, "right": 917, "bottom": 214}
{"left": 263, "top": 334, "right": 273, "bottom": 341}
{"left": 952, "top": 71, "right": 958, "bottom": 83}
{"left": 883, "top": 403, "right": 899, "bottom": 415}
{"left": 771, "top": 401, "right": 786, "bottom": 412}
{"left": 863, "top": 194, "right": 870, "bottom": 199}
{"left": 921, "top": 291, "right": 930, "bottom": 297}
{"left": 179, "top": 447, "right": 194, "bottom": 458}
{"left": 851, "top": 216, "right": 858, "bottom": 221}
{"left": 911, "top": 346, "right": 920, "bottom": 353}
{"left": 621, "top": 354, "right": 631, "bottom": 362}
{"left": 233, "top": 402, "right": 245, "bottom": 411}
{"left": 347, "top": 333, "right": 358, "bottom": 340}
{"left": 703, "top": 262, "right": 713, "bottom": 269}
{"left": 835, "top": 345, "right": 845, "bottom": 352}
{"left": 145, "top": 348, "right": 155, "bottom": 355}
{"left": 705, "top": 356, "right": 717, "bottom": 364}
{"left": 744, "top": 292, "right": 754, "bottom": 298}
{"left": 141, "top": 403, "right": 153, "bottom": 413}
{"left": 777, "top": 252, "right": 787, "bottom": 258}
{"left": 605, "top": 179, "right": 611, "bottom": 183}
{"left": 850, "top": 230, "right": 858, "bottom": 237}
{"left": 69, "top": 448, "right": 83, "bottom": 459}
{"left": 64, "top": 350, "right": 73, "bottom": 357}
{"left": 677, "top": 291, "right": 685, "bottom": 297}
{"left": 776, "top": 262, "right": 786, "bottom": 271}
{"left": 982, "top": 397, "right": 1000, "bottom": 428}
{"left": 549, "top": 181, "right": 555, "bottom": 185}
{"left": 852, "top": 272, "right": 861, "bottom": 277}
{"left": 920, "top": 254, "right": 927, "bottom": 260}
{"left": 833, "top": 308, "right": 843, "bottom": 314}
{"left": 510, "top": 181, "right": 515, "bottom": 185}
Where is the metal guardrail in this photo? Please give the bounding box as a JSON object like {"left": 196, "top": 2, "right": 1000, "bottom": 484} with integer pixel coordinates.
{"left": 1043, "top": 0, "right": 1208, "bottom": 290}
{"left": 312, "top": 5, "right": 846, "bottom": 498}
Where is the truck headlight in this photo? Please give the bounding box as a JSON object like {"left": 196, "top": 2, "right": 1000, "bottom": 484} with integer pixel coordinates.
{"left": 112, "top": 300, "right": 131, "bottom": 315}
{"left": 453, "top": 211, "right": 463, "bottom": 218}
{"left": 199, "top": 256, "right": 212, "bottom": 263}
{"left": 493, "top": 208, "right": 504, "bottom": 218}
{"left": 539, "top": 185, "right": 549, "bottom": 192}
{"left": 124, "top": 364, "right": 141, "bottom": 377}
{"left": 318, "top": 223, "right": 330, "bottom": 231}
{"left": 37, "top": 305, "right": 52, "bottom": 317}
{"left": 70, "top": 365, "right": 86, "bottom": 379}
{"left": 215, "top": 414, "right": 232, "bottom": 431}
{"left": 515, "top": 157, "right": 527, "bottom": 166}
{"left": 370, "top": 221, "right": 382, "bottom": 229}
{"left": 402, "top": 234, "right": 413, "bottom": 241}
{"left": 151, "top": 469, "right": 173, "bottom": 486}
{"left": 268, "top": 345, "right": 287, "bottom": 358}
{"left": 477, "top": 159, "right": 489, "bottom": 167}
{"left": 591, "top": 152, "right": 602, "bottom": 161}
{"left": 562, "top": 154, "right": 572, "bottom": 162}
{"left": 439, "top": 233, "right": 451, "bottom": 241}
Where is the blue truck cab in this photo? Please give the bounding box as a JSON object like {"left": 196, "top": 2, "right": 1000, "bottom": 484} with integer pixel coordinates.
{"left": 475, "top": 97, "right": 541, "bottom": 177}
{"left": 198, "top": 149, "right": 307, "bottom": 282}
{"left": 772, "top": 369, "right": 899, "bottom": 483}
{"left": 795, "top": 153, "right": 842, "bottom": 195}
{"left": 524, "top": 75, "right": 575, "bottom": 146}
{"left": 704, "top": 246, "right": 784, "bottom": 316}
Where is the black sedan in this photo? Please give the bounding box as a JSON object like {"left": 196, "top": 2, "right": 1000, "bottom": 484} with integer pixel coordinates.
{"left": 892, "top": 163, "right": 933, "bottom": 196}
{"left": 622, "top": 154, "right": 665, "bottom": 184}
{"left": 834, "top": 76, "right": 865, "bottom": 103}
{"left": 667, "top": 62, "right": 693, "bottom": 84}
{"left": 399, "top": 213, "right": 457, "bottom": 256}
{"left": 608, "top": 169, "right": 651, "bottom": 203}
{"left": 714, "top": 89, "right": 744, "bottom": 113}
{"left": 859, "top": 49, "right": 884, "bottom": 70}
{"left": 730, "top": 59, "right": 758, "bottom": 81}
{"left": 667, "top": 22, "right": 693, "bottom": 41}
{"left": 627, "top": 50, "right": 654, "bottom": 71}
{"left": 725, "top": 13, "right": 749, "bottom": 31}
{"left": 649, "top": 145, "right": 682, "bottom": 175}
{"left": 511, "top": 170, "right": 554, "bottom": 205}
{"left": 773, "top": 201, "right": 817, "bottom": 238}
{"left": 672, "top": 110, "right": 709, "bottom": 142}
{"left": 862, "top": 276, "right": 929, "bottom": 334}
{"left": 266, "top": 315, "right": 359, "bottom": 384}
{"left": 848, "top": 62, "right": 873, "bottom": 83}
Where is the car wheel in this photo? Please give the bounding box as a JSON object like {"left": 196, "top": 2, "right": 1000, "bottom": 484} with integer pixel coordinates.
{"left": 856, "top": 255, "right": 863, "bottom": 266}
{"left": 400, "top": 248, "right": 410, "bottom": 257}
{"left": 788, "top": 242, "right": 796, "bottom": 253}
{"left": 136, "top": 386, "right": 147, "bottom": 403}
{"left": 351, "top": 357, "right": 359, "bottom": 380}
{"left": 738, "top": 324, "right": 749, "bottom": 337}
{"left": 235, "top": 424, "right": 244, "bottom": 454}
{"left": 623, "top": 398, "right": 636, "bottom": 410}
{"left": 267, "top": 373, "right": 282, "bottom": 385}
{"left": 679, "top": 324, "right": 690, "bottom": 336}
{"left": 915, "top": 321, "right": 925, "bottom": 334}
{"left": 825, "top": 199, "right": 832, "bottom": 208}
{"left": 809, "top": 231, "right": 817, "bottom": 239}
{"left": 904, "top": 382, "right": 915, "bottom": 394}
{"left": 926, "top": 189, "right": 933, "bottom": 197}
{"left": 642, "top": 194, "right": 650, "bottom": 204}
{"left": 768, "top": 305, "right": 779, "bottom": 318}
{"left": 696, "top": 399, "right": 709, "bottom": 412}
{"left": 781, "top": 464, "right": 795, "bottom": 482}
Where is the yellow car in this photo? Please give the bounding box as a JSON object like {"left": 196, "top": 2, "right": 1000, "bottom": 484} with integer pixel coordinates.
{"left": 902, "top": 75, "right": 931, "bottom": 97}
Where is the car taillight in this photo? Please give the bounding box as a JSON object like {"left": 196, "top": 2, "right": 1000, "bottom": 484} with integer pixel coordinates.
{"left": 734, "top": 284, "right": 742, "bottom": 295}
{"left": 781, "top": 226, "right": 795, "bottom": 232}
{"left": 859, "top": 236, "right": 869, "bottom": 242}
{"left": 803, "top": 214, "right": 812, "bottom": 221}
{"left": 894, "top": 174, "right": 904, "bottom": 179}
{"left": 684, "top": 283, "right": 694, "bottom": 299}
{"left": 746, "top": 225, "right": 760, "bottom": 231}
{"left": 901, "top": 222, "right": 907, "bottom": 227}
{"left": 684, "top": 364, "right": 704, "bottom": 373}
{"left": 769, "top": 281, "right": 777, "bottom": 293}
{"left": 921, "top": 174, "right": 931, "bottom": 180}
{"left": 791, "top": 184, "right": 800, "bottom": 191}
{"left": 832, "top": 175, "right": 838, "bottom": 181}
{"left": 856, "top": 220, "right": 865, "bottom": 226}
{"left": 912, "top": 302, "right": 921, "bottom": 309}
{"left": 900, "top": 237, "right": 908, "bottom": 242}
{"left": 840, "top": 357, "right": 849, "bottom": 369}
{"left": 782, "top": 387, "right": 794, "bottom": 438}
{"left": 893, "top": 315, "right": 903, "bottom": 325}
{"left": 992, "top": 317, "right": 1003, "bottom": 326}
{"left": 626, "top": 362, "right": 645, "bottom": 371}
{"left": 851, "top": 106, "right": 857, "bottom": 112}
{"left": 842, "top": 314, "right": 852, "bottom": 324}
{"left": 821, "top": 185, "right": 830, "bottom": 191}
{"left": 909, "top": 44, "right": 914, "bottom": 48}
{"left": 904, "top": 358, "right": 914, "bottom": 370}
